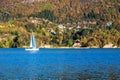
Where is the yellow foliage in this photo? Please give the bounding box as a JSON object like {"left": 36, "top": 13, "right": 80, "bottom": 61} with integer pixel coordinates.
{"left": 0, "top": 25, "right": 5, "bottom": 28}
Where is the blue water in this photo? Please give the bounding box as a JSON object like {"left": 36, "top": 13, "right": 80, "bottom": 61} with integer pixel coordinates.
{"left": 0, "top": 48, "right": 120, "bottom": 79}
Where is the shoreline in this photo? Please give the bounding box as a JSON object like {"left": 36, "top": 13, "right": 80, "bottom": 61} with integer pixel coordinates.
{"left": 38, "top": 46, "right": 120, "bottom": 48}
{"left": 0, "top": 47, "right": 120, "bottom": 48}
{"left": 23, "top": 47, "right": 120, "bottom": 49}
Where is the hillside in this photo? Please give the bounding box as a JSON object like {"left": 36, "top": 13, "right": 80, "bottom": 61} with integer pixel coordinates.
{"left": 0, "top": 0, "right": 120, "bottom": 22}
{"left": 0, "top": 0, "right": 120, "bottom": 48}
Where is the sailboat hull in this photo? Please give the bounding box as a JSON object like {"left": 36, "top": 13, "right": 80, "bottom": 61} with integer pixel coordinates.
{"left": 25, "top": 48, "right": 39, "bottom": 51}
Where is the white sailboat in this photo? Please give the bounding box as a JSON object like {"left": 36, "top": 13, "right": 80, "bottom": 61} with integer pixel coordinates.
{"left": 25, "top": 32, "right": 39, "bottom": 51}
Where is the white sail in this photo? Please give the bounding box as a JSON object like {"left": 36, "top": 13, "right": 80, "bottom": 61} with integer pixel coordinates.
{"left": 30, "top": 34, "right": 33, "bottom": 47}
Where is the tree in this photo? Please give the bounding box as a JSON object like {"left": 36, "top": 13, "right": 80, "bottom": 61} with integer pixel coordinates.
{"left": 25, "top": 23, "right": 36, "bottom": 32}
{"left": 29, "top": 10, "right": 56, "bottom": 22}
{"left": 0, "top": 10, "right": 12, "bottom": 21}
{"left": 117, "top": 38, "right": 120, "bottom": 47}
{"left": 68, "top": 39, "right": 73, "bottom": 47}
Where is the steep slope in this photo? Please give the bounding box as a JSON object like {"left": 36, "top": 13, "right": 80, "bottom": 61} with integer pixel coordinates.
{"left": 0, "top": 0, "right": 119, "bottom": 23}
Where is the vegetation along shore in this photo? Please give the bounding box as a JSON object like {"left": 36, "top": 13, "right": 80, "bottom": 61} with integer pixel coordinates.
{"left": 0, "top": 0, "right": 120, "bottom": 48}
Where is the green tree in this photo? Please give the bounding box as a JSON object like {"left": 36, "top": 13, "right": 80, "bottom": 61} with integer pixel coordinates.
{"left": 117, "top": 38, "right": 120, "bottom": 47}
{"left": 68, "top": 39, "right": 73, "bottom": 47}
{"left": 29, "top": 10, "right": 56, "bottom": 22}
